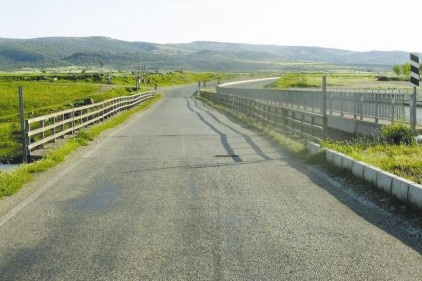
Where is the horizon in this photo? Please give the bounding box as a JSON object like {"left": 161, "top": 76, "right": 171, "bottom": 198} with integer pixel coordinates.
{"left": 1, "top": 36, "right": 419, "bottom": 54}
{"left": 1, "top": 0, "right": 421, "bottom": 53}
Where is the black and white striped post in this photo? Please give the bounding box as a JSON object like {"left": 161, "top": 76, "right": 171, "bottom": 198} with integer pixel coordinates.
{"left": 410, "top": 54, "right": 419, "bottom": 87}
{"left": 410, "top": 54, "right": 419, "bottom": 129}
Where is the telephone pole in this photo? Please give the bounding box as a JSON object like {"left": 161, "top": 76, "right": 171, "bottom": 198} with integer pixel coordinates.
{"left": 137, "top": 61, "right": 140, "bottom": 92}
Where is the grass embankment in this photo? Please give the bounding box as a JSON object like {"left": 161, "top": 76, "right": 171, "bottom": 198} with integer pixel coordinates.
{"left": 0, "top": 82, "right": 133, "bottom": 160}
{"left": 0, "top": 71, "right": 250, "bottom": 161}
{"left": 322, "top": 140, "right": 422, "bottom": 184}
{"left": 0, "top": 95, "right": 161, "bottom": 199}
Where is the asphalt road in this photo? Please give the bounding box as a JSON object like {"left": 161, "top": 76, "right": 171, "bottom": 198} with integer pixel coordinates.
{"left": 0, "top": 85, "right": 421, "bottom": 280}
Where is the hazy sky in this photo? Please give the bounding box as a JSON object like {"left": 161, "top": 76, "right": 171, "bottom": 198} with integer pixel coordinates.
{"left": 1, "top": 0, "right": 421, "bottom": 52}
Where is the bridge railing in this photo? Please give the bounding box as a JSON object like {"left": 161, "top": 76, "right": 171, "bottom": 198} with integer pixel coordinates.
{"left": 199, "top": 91, "right": 325, "bottom": 141}
{"left": 217, "top": 86, "right": 415, "bottom": 124}
{"left": 23, "top": 91, "right": 156, "bottom": 162}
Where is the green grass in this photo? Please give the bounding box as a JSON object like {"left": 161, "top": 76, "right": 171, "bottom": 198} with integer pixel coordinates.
{"left": 0, "top": 81, "right": 100, "bottom": 118}
{"left": 0, "top": 71, "right": 251, "bottom": 161}
{"left": 0, "top": 94, "right": 161, "bottom": 199}
{"left": 0, "top": 82, "right": 135, "bottom": 161}
{"left": 267, "top": 72, "right": 414, "bottom": 90}
{"left": 322, "top": 140, "right": 422, "bottom": 184}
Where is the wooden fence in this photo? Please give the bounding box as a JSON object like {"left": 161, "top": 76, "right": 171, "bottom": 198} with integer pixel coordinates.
{"left": 23, "top": 91, "right": 156, "bottom": 162}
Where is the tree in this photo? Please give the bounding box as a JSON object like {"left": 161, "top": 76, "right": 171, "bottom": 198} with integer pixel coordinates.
{"left": 392, "top": 64, "right": 402, "bottom": 78}
{"left": 402, "top": 63, "right": 411, "bottom": 79}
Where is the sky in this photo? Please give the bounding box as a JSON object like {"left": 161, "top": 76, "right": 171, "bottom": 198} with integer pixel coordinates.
{"left": 1, "top": 0, "right": 421, "bottom": 52}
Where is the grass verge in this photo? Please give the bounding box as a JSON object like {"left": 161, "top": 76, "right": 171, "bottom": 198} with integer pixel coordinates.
{"left": 321, "top": 140, "right": 422, "bottom": 184}
{"left": 0, "top": 94, "right": 161, "bottom": 199}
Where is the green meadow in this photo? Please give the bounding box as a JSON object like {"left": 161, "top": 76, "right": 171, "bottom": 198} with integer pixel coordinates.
{"left": 0, "top": 71, "right": 243, "bottom": 161}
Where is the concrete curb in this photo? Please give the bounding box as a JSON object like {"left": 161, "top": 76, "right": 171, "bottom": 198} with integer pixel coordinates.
{"left": 306, "top": 142, "right": 422, "bottom": 210}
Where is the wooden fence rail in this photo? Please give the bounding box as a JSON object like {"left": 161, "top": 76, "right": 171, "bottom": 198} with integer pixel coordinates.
{"left": 23, "top": 91, "right": 156, "bottom": 162}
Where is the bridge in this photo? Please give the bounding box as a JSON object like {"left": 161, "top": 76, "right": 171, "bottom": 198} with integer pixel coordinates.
{"left": 0, "top": 83, "right": 421, "bottom": 280}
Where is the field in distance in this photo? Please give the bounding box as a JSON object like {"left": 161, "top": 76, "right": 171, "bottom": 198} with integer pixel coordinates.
{"left": 0, "top": 71, "right": 253, "bottom": 162}
{"left": 267, "top": 72, "right": 415, "bottom": 90}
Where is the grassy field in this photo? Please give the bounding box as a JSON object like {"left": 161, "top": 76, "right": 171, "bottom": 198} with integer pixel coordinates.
{"left": 0, "top": 71, "right": 250, "bottom": 161}
{"left": 0, "top": 95, "right": 161, "bottom": 198}
{"left": 0, "top": 82, "right": 134, "bottom": 161}
{"left": 322, "top": 140, "right": 422, "bottom": 184}
{"left": 268, "top": 72, "right": 414, "bottom": 90}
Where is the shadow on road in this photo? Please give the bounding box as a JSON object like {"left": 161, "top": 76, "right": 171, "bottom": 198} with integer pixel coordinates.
{"left": 194, "top": 94, "right": 422, "bottom": 255}
{"left": 186, "top": 97, "right": 274, "bottom": 162}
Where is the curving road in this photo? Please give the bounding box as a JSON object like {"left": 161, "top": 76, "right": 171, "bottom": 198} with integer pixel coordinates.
{"left": 0, "top": 85, "right": 421, "bottom": 280}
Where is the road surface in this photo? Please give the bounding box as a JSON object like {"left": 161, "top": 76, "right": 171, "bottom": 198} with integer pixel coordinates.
{"left": 0, "top": 85, "right": 421, "bottom": 280}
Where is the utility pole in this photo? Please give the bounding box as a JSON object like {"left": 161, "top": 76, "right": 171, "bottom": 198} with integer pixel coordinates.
{"left": 137, "top": 61, "right": 140, "bottom": 92}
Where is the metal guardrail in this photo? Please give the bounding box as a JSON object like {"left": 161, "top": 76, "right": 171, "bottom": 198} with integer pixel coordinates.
{"left": 217, "top": 86, "right": 419, "bottom": 125}
{"left": 23, "top": 91, "right": 156, "bottom": 162}
{"left": 199, "top": 91, "right": 324, "bottom": 141}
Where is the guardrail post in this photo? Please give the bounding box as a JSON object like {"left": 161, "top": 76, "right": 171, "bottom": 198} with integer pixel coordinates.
{"left": 360, "top": 95, "right": 364, "bottom": 120}
{"left": 311, "top": 116, "right": 315, "bottom": 139}
{"left": 391, "top": 98, "right": 395, "bottom": 122}
{"left": 322, "top": 76, "right": 328, "bottom": 140}
{"left": 52, "top": 117, "right": 56, "bottom": 143}
{"left": 71, "top": 108, "right": 75, "bottom": 133}
{"left": 301, "top": 113, "right": 305, "bottom": 134}
{"left": 311, "top": 92, "right": 315, "bottom": 112}
{"left": 375, "top": 94, "right": 379, "bottom": 123}
{"left": 39, "top": 120, "right": 45, "bottom": 148}
{"left": 18, "top": 85, "right": 28, "bottom": 163}
{"left": 61, "top": 113, "right": 65, "bottom": 136}
{"left": 354, "top": 93, "right": 357, "bottom": 119}
{"left": 411, "top": 87, "right": 417, "bottom": 129}
{"left": 341, "top": 92, "right": 344, "bottom": 117}
{"left": 25, "top": 120, "right": 30, "bottom": 161}
{"left": 304, "top": 93, "right": 307, "bottom": 110}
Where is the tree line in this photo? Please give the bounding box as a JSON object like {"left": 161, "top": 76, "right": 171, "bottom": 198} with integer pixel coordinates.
{"left": 392, "top": 63, "right": 422, "bottom": 79}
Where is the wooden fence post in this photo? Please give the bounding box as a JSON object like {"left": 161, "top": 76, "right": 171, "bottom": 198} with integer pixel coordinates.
{"left": 19, "top": 86, "right": 28, "bottom": 163}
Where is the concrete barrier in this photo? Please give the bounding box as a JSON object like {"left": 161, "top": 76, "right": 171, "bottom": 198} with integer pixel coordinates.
{"left": 325, "top": 149, "right": 335, "bottom": 163}
{"left": 341, "top": 155, "right": 355, "bottom": 170}
{"left": 376, "top": 171, "right": 395, "bottom": 194}
{"left": 351, "top": 161, "right": 367, "bottom": 180}
{"left": 306, "top": 142, "right": 320, "bottom": 155}
{"left": 408, "top": 183, "right": 422, "bottom": 209}
{"left": 332, "top": 152, "right": 344, "bottom": 168}
{"left": 306, "top": 142, "right": 422, "bottom": 210}
{"left": 391, "top": 177, "right": 412, "bottom": 202}
{"left": 363, "top": 165, "right": 382, "bottom": 186}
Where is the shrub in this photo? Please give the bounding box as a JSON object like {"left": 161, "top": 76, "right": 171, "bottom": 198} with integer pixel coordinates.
{"left": 381, "top": 121, "right": 415, "bottom": 145}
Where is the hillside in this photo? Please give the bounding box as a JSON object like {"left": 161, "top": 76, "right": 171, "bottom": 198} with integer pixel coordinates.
{"left": 0, "top": 37, "right": 415, "bottom": 72}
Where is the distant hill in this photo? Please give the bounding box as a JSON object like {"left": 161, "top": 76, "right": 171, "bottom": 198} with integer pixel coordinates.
{"left": 0, "top": 37, "right": 415, "bottom": 72}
